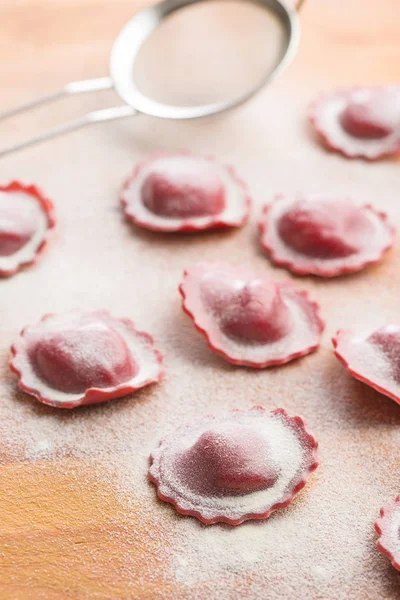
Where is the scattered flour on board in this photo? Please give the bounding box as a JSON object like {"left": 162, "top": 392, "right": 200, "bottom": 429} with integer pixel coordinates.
{"left": 1, "top": 343, "right": 400, "bottom": 599}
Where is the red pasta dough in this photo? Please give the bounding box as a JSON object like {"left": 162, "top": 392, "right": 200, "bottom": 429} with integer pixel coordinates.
{"left": 0, "top": 181, "right": 55, "bottom": 276}
{"left": 309, "top": 86, "right": 400, "bottom": 160}
{"left": 375, "top": 496, "right": 400, "bottom": 571}
{"left": 179, "top": 262, "right": 324, "bottom": 367}
{"left": 333, "top": 325, "right": 400, "bottom": 405}
{"left": 149, "top": 406, "right": 319, "bottom": 525}
{"left": 259, "top": 194, "right": 394, "bottom": 277}
{"left": 10, "top": 310, "right": 164, "bottom": 408}
{"left": 121, "top": 151, "right": 251, "bottom": 232}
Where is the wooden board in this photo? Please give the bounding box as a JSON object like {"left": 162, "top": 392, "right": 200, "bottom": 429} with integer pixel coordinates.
{"left": 1, "top": 1, "right": 400, "bottom": 598}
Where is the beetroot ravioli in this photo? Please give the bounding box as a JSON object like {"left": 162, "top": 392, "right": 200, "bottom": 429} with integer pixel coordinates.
{"left": 309, "top": 85, "right": 400, "bottom": 160}
{"left": 149, "top": 406, "right": 319, "bottom": 525}
{"left": 259, "top": 194, "right": 394, "bottom": 277}
{"left": 0, "top": 181, "right": 55, "bottom": 277}
{"left": 10, "top": 310, "right": 164, "bottom": 408}
{"left": 375, "top": 496, "right": 400, "bottom": 571}
{"left": 333, "top": 325, "right": 400, "bottom": 405}
{"left": 121, "top": 152, "right": 250, "bottom": 232}
{"left": 179, "top": 262, "right": 324, "bottom": 367}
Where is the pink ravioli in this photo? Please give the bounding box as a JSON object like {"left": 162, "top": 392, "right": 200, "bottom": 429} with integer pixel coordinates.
{"left": 0, "top": 181, "right": 55, "bottom": 277}
{"left": 179, "top": 262, "right": 324, "bottom": 368}
{"left": 10, "top": 310, "right": 164, "bottom": 408}
{"left": 120, "top": 151, "right": 251, "bottom": 232}
{"left": 375, "top": 496, "right": 400, "bottom": 571}
{"left": 259, "top": 194, "right": 394, "bottom": 277}
{"left": 149, "top": 406, "right": 319, "bottom": 525}
{"left": 333, "top": 325, "right": 400, "bottom": 405}
{"left": 309, "top": 86, "right": 400, "bottom": 160}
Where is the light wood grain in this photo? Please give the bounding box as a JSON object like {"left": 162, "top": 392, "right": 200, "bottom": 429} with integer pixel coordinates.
{"left": 1, "top": 1, "right": 400, "bottom": 598}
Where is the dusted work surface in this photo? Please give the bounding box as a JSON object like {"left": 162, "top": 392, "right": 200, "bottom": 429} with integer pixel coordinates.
{"left": 1, "top": 0, "right": 400, "bottom": 598}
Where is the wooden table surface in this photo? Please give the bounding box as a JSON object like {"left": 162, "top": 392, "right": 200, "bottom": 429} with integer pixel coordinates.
{"left": 1, "top": 1, "right": 400, "bottom": 598}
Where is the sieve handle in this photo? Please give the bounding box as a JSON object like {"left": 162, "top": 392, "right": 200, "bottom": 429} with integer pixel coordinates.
{"left": 0, "top": 77, "right": 113, "bottom": 121}
{"left": 0, "top": 105, "right": 138, "bottom": 159}
{"left": 0, "top": 76, "right": 138, "bottom": 158}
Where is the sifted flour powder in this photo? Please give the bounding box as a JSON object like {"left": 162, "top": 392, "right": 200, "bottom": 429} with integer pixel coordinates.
{"left": 1, "top": 62, "right": 400, "bottom": 598}
{"left": 1, "top": 348, "right": 400, "bottom": 599}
